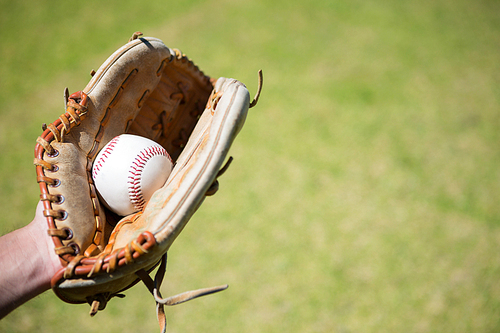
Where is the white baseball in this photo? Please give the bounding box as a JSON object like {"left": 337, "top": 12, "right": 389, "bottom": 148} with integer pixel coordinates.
{"left": 92, "top": 134, "right": 173, "bottom": 216}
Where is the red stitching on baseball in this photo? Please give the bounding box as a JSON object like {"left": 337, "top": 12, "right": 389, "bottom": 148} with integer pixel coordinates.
{"left": 127, "top": 145, "right": 169, "bottom": 211}
{"left": 92, "top": 136, "right": 120, "bottom": 180}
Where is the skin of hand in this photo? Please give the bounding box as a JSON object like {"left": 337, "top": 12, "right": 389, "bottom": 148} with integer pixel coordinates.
{"left": 0, "top": 201, "right": 63, "bottom": 319}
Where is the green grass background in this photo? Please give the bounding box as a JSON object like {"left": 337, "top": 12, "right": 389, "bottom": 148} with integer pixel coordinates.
{"left": 1, "top": 0, "right": 499, "bottom": 332}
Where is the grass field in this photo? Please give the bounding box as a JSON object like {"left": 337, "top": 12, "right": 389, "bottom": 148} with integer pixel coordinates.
{"left": 1, "top": 0, "right": 499, "bottom": 332}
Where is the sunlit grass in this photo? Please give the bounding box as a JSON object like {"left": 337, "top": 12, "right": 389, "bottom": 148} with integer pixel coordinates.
{"left": 0, "top": 0, "right": 499, "bottom": 332}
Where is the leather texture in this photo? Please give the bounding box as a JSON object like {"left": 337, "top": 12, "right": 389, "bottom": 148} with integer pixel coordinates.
{"left": 33, "top": 33, "right": 260, "bottom": 330}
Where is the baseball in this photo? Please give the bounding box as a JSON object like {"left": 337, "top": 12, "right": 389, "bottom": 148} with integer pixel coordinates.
{"left": 92, "top": 134, "right": 173, "bottom": 216}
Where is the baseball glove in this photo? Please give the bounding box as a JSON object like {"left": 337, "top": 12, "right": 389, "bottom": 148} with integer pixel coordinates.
{"left": 33, "top": 32, "right": 262, "bottom": 331}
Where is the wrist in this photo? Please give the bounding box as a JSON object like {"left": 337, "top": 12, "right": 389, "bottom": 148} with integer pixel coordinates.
{"left": 0, "top": 202, "right": 63, "bottom": 319}
{"left": 27, "top": 201, "right": 64, "bottom": 281}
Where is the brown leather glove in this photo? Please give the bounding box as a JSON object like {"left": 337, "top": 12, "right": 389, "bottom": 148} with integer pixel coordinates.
{"left": 33, "top": 32, "right": 262, "bottom": 332}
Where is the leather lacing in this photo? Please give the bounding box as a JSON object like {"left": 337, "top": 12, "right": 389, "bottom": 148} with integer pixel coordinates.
{"left": 135, "top": 254, "right": 228, "bottom": 333}
{"left": 36, "top": 31, "right": 264, "bottom": 332}
{"left": 34, "top": 90, "right": 89, "bottom": 261}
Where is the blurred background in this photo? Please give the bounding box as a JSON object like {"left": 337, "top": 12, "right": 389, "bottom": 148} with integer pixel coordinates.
{"left": 1, "top": 0, "right": 499, "bottom": 332}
